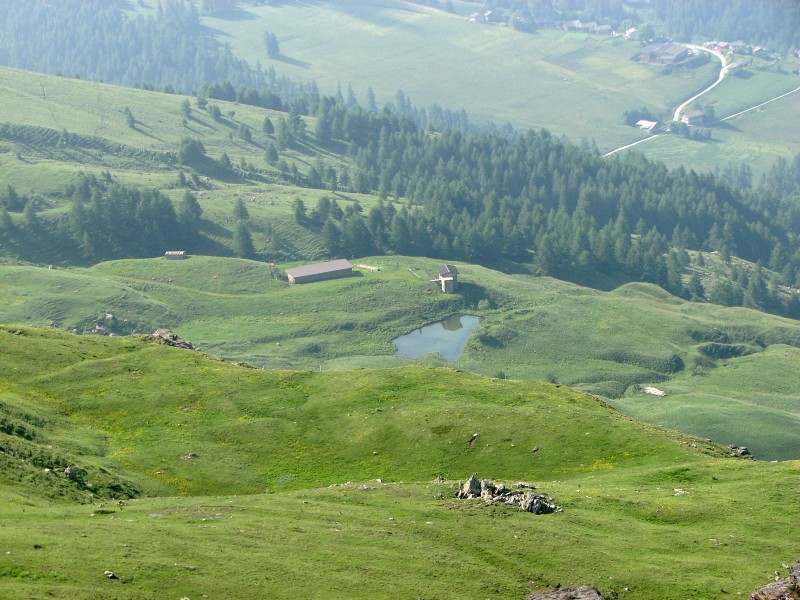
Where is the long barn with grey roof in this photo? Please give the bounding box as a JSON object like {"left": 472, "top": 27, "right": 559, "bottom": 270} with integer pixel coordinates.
{"left": 286, "top": 259, "right": 354, "bottom": 284}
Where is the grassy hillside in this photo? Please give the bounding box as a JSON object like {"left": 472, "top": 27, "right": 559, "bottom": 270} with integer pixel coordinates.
{"left": 197, "top": 0, "right": 800, "bottom": 176}
{"left": 0, "top": 325, "right": 799, "bottom": 598}
{"left": 0, "top": 65, "right": 311, "bottom": 188}
{"left": 2, "top": 255, "right": 799, "bottom": 460}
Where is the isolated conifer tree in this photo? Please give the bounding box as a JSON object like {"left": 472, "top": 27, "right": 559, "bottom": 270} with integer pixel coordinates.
{"left": 233, "top": 222, "right": 254, "bottom": 258}
{"left": 124, "top": 107, "right": 136, "bottom": 128}
{"left": 265, "top": 143, "right": 279, "bottom": 165}
{"left": 292, "top": 198, "right": 306, "bottom": 225}
{"left": 0, "top": 206, "right": 13, "bottom": 233}
{"left": 233, "top": 198, "right": 249, "bottom": 222}
{"left": 177, "top": 190, "right": 203, "bottom": 237}
{"left": 263, "top": 31, "right": 280, "bottom": 58}
{"left": 23, "top": 201, "right": 39, "bottom": 230}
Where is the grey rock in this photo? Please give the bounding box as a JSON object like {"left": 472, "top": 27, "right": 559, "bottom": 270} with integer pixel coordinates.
{"left": 456, "top": 475, "right": 482, "bottom": 499}
{"left": 749, "top": 580, "right": 795, "bottom": 600}
{"left": 455, "top": 475, "right": 558, "bottom": 514}
{"left": 750, "top": 560, "right": 800, "bottom": 600}
{"left": 525, "top": 584, "right": 606, "bottom": 599}
{"left": 148, "top": 329, "right": 196, "bottom": 350}
{"left": 727, "top": 444, "right": 753, "bottom": 459}
{"left": 790, "top": 561, "right": 800, "bottom": 586}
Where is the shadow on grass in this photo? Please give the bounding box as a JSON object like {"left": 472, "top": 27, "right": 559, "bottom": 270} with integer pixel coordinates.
{"left": 714, "top": 120, "right": 743, "bottom": 132}
{"left": 274, "top": 55, "right": 311, "bottom": 69}
{"left": 199, "top": 218, "right": 231, "bottom": 240}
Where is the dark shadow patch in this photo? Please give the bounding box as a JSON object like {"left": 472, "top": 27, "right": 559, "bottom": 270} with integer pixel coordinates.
{"left": 274, "top": 55, "right": 312, "bottom": 69}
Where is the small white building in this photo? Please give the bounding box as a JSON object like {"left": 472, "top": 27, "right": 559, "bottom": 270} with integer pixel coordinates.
{"left": 165, "top": 251, "right": 187, "bottom": 260}
{"left": 636, "top": 119, "right": 659, "bottom": 133}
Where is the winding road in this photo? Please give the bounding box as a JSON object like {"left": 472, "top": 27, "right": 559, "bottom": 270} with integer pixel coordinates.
{"left": 672, "top": 44, "right": 727, "bottom": 122}
{"left": 604, "top": 44, "right": 731, "bottom": 157}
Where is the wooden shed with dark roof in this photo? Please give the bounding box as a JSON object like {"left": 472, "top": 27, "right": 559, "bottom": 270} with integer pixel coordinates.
{"left": 436, "top": 264, "right": 459, "bottom": 293}
{"left": 286, "top": 259, "right": 354, "bottom": 284}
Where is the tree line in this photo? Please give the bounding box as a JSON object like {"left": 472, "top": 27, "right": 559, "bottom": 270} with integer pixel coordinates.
{"left": 0, "top": 174, "right": 205, "bottom": 263}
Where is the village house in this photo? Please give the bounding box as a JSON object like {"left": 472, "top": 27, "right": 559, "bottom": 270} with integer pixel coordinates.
{"left": 164, "top": 250, "right": 187, "bottom": 260}
{"left": 639, "top": 42, "right": 689, "bottom": 65}
{"left": 681, "top": 109, "right": 704, "bottom": 126}
{"left": 725, "top": 61, "right": 744, "bottom": 75}
{"left": 730, "top": 40, "right": 748, "bottom": 53}
{"left": 636, "top": 119, "right": 659, "bottom": 133}
{"left": 286, "top": 259, "right": 354, "bottom": 284}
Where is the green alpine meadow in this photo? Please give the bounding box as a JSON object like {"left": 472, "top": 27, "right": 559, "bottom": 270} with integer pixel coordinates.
{"left": 1, "top": 1, "right": 799, "bottom": 598}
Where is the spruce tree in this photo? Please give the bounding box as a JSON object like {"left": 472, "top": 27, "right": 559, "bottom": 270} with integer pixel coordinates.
{"left": 233, "top": 222, "right": 254, "bottom": 258}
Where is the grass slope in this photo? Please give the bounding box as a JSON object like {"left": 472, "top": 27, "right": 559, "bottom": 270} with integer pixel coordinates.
{"left": 0, "top": 326, "right": 799, "bottom": 598}
{"left": 2, "top": 256, "right": 800, "bottom": 460}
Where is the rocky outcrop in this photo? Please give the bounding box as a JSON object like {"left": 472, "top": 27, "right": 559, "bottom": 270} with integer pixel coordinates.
{"left": 750, "top": 560, "right": 800, "bottom": 599}
{"left": 455, "top": 475, "right": 559, "bottom": 514}
{"left": 147, "top": 329, "right": 196, "bottom": 350}
{"left": 728, "top": 444, "right": 753, "bottom": 458}
{"left": 525, "top": 584, "right": 606, "bottom": 599}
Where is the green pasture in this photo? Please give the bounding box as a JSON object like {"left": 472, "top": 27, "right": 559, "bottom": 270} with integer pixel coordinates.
{"left": 702, "top": 67, "right": 800, "bottom": 118}
{"left": 2, "top": 255, "right": 800, "bottom": 459}
{"left": 631, "top": 68, "right": 800, "bottom": 176}
{"left": 0, "top": 66, "right": 327, "bottom": 195}
{"left": 0, "top": 325, "right": 799, "bottom": 598}
{"left": 203, "top": 1, "right": 719, "bottom": 149}
{"left": 1, "top": 465, "right": 799, "bottom": 599}
{"left": 613, "top": 345, "right": 800, "bottom": 461}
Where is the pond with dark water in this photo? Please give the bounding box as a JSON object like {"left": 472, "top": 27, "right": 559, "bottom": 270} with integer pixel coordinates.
{"left": 391, "top": 314, "right": 481, "bottom": 360}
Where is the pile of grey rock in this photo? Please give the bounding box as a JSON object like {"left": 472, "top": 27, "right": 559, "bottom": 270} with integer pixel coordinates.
{"left": 148, "top": 329, "right": 196, "bottom": 350}
{"left": 727, "top": 444, "right": 753, "bottom": 458}
{"left": 751, "top": 560, "right": 800, "bottom": 599}
{"left": 525, "top": 585, "right": 605, "bottom": 600}
{"left": 455, "top": 475, "right": 559, "bottom": 514}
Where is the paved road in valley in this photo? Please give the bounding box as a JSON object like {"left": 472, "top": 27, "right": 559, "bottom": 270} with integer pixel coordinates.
{"left": 604, "top": 43, "right": 727, "bottom": 157}
{"left": 672, "top": 45, "right": 727, "bottom": 122}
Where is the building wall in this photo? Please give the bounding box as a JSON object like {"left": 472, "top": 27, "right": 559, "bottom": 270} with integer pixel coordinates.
{"left": 290, "top": 268, "right": 354, "bottom": 284}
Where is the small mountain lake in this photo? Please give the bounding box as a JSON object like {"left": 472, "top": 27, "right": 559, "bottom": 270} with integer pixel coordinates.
{"left": 392, "top": 314, "right": 481, "bottom": 360}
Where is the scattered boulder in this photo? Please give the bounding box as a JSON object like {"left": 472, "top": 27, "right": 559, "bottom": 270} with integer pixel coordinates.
{"left": 147, "top": 329, "right": 196, "bottom": 350}
{"left": 750, "top": 581, "right": 795, "bottom": 600}
{"left": 64, "top": 466, "right": 77, "bottom": 480}
{"left": 456, "top": 474, "right": 482, "bottom": 499}
{"left": 525, "top": 584, "right": 606, "bottom": 599}
{"left": 728, "top": 444, "right": 753, "bottom": 459}
{"left": 750, "top": 559, "right": 800, "bottom": 599}
{"left": 455, "top": 475, "right": 559, "bottom": 514}
{"left": 103, "top": 570, "right": 118, "bottom": 580}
